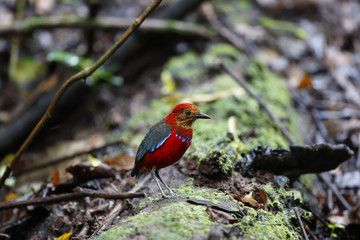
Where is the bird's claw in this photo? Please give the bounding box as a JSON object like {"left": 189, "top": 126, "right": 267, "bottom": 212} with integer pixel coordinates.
{"left": 161, "top": 191, "right": 184, "bottom": 199}
{"left": 162, "top": 193, "right": 178, "bottom": 199}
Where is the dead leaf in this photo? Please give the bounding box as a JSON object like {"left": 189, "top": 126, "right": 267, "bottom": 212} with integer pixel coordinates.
{"left": 87, "top": 154, "right": 102, "bottom": 167}
{"left": 206, "top": 206, "right": 238, "bottom": 224}
{"left": 66, "top": 162, "right": 116, "bottom": 182}
{"left": 4, "top": 192, "right": 17, "bottom": 201}
{"left": 327, "top": 206, "right": 360, "bottom": 226}
{"left": 228, "top": 116, "right": 240, "bottom": 142}
{"left": 104, "top": 155, "right": 134, "bottom": 170}
{"left": 234, "top": 192, "right": 261, "bottom": 209}
{"left": 56, "top": 232, "right": 72, "bottom": 240}
{"left": 258, "top": 189, "right": 268, "bottom": 205}
{"left": 298, "top": 73, "right": 313, "bottom": 89}
{"left": 51, "top": 170, "right": 61, "bottom": 186}
{"left": 349, "top": 206, "right": 360, "bottom": 224}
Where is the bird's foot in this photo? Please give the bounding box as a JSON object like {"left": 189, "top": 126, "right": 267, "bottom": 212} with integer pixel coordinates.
{"left": 162, "top": 193, "right": 179, "bottom": 199}
{"left": 161, "top": 190, "right": 184, "bottom": 199}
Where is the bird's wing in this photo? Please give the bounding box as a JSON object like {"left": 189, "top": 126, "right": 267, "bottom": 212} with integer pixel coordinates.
{"left": 135, "top": 119, "right": 172, "bottom": 164}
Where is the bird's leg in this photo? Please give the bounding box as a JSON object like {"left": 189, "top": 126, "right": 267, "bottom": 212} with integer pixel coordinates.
{"left": 150, "top": 169, "right": 175, "bottom": 199}
{"left": 155, "top": 169, "right": 178, "bottom": 197}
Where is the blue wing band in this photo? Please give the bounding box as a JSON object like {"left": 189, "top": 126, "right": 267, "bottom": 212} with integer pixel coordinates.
{"left": 135, "top": 119, "right": 172, "bottom": 164}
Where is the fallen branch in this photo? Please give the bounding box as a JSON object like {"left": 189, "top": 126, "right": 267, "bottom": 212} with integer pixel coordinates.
{"left": 0, "top": 188, "right": 145, "bottom": 210}
{"left": 13, "top": 140, "right": 124, "bottom": 177}
{"left": 319, "top": 172, "right": 352, "bottom": 210}
{"left": 238, "top": 143, "right": 353, "bottom": 177}
{"left": 200, "top": 1, "right": 255, "bottom": 57}
{"left": 0, "top": 0, "right": 164, "bottom": 189}
{"left": 0, "top": 16, "right": 214, "bottom": 39}
{"left": 90, "top": 174, "right": 152, "bottom": 237}
{"left": 221, "top": 63, "right": 296, "bottom": 145}
{"left": 294, "top": 207, "right": 309, "bottom": 240}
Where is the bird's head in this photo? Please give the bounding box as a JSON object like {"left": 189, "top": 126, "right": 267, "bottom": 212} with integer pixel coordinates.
{"left": 165, "top": 103, "right": 211, "bottom": 128}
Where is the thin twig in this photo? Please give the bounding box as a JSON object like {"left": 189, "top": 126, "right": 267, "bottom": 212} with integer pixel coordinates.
{"left": 319, "top": 172, "right": 352, "bottom": 210}
{"left": 0, "top": 16, "right": 214, "bottom": 39}
{"left": 200, "top": 1, "right": 255, "bottom": 57}
{"left": 90, "top": 174, "right": 152, "bottom": 237}
{"left": 0, "top": 189, "right": 145, "bottom": 210}
{"left": 311, "top": 109, "right": 330, "bottom": 142}
{"left": 0, "top": 0, "right": 163, "bottom": 189}
{"left": 13, "top": 141, "right": 124, "bottom": 177}
{"left": 305, "top": 224, "right": 320, "bottom": 240}
{"left": 221, "top": 63, "right": 296, "bottom": 145}
{"left": 294, "top": 207, "right": 309, "bottom": 240}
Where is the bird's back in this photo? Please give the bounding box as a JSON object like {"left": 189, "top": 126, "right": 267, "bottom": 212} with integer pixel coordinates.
{"left": 131, "top": 119, "right": 192, "bottom": 176}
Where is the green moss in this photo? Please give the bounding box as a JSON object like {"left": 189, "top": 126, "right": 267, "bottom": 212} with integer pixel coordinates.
{"left": 92, "top": 187, "right": 235, "bottom": 240}
{"left": 299, "top": 174, "right": 316, "bottom": 190}
{"left": 237, "top": 210, "right": 302, "bottom": 240}
{"left": 93, "top": 184, "right": 309, "bottom": 240}
{"left": 260, "top": 17, "right": 307, "bottom": 39}
{"left": 163, "top": 51, "right": 205, "bottom": 84}
{"left": 203, "top": 44, "right": 246, "bottom": 68}
{"left": 175, "top": 185, "right": 234, "bottom": 204}
{"left": 108, "top": 44, "right": 306, "bottom": 240}
{"left": 198, "top": 149, "right": 234, "bottom": 175}
{"left": 93, "top": 202, "right": 215, "bottom": 240}
{"left": 230, "top": 183, "right": 311, "bottom": 240}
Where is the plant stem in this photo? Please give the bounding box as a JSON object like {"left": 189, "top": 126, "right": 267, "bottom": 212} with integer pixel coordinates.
{"left": 0, "top": 0, "right": 163, "bottom": 189}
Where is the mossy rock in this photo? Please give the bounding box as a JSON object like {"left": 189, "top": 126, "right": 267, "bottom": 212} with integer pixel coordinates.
{"left": 105, "top": 42, "right": 305, "bottom": 240}
{"left": 92, "top": 185, "right": 309, "bottom": 240}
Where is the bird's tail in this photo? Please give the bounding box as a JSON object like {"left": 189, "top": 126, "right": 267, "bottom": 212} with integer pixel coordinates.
{"left": 130, "top": 167, "right": 138, "bottom": 177}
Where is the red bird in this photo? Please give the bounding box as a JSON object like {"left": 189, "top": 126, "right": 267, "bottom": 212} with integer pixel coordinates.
{"left": 131, "top": 103, "right": 210, "bottom": 198}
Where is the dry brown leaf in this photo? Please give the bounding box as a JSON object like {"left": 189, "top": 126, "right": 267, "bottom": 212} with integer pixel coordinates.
{"left": 55, "top": 232, "right": 72, "bottom": 240}
{"left": 206, "top": 206, "right": 238, "bottom": 224}
{"left": 51, "top": 170, "right": 61, "bottom": 186}
{"left": 104, "top": 155, "right": 135, "bottom": 171}
{"left": 4, "top": 192, "right": 17, "bottom": 201}
{"left": 66, "top": 162, "right": 116, "bottom": 182}
{"left": 298, "top": 73, "right": 313, "bottom": 89}
{"left": 258, "top": 189, "right": 268, "bottom": 205}
{"left": 234, "top": 192, "right": 261, "bottom": 209}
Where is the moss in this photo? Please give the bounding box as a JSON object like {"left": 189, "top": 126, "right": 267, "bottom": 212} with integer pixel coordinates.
{"left": 230, "top": 183, "right": 311, "bottom": 240}
{"left": 198, "top": 148, "right": 234, "bottom": 175}
{"left": 93, "top": 184, "right": 309, "bottom": 240}
{"left": 163, "top": 51, "right": 205, "bottom": 85}
{"left": 174, "top": 185, "right": 234, "bottom": 204}
{"left": 93, "top": 187, "right": 236, "bottom": 240}
{"left": 92, "top": 202, "right": 214, "bottom": 240}
{"left": 237, "top": 210, "right": 302, "bottom": 240}
{"left": 109, "top": 44, "right": 306, "bottom": 240}
{"left": 260, "top": 17, "right": 307, "bottom": 39}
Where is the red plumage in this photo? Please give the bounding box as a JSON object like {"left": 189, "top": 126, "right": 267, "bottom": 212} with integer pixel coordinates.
{"left": 135, "top": 130, "right": 191, "bottom": 170}
{"left": 131, "top": 103, "right": 210, "bottom": 198}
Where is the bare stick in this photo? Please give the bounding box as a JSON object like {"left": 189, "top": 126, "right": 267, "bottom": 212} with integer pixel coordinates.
{"left": 200, "top": 1, "right": 254, "bottom": 56}
{"left": 294, "top": 207, "right": 309, "bottom": 240}
{"left": 90, "top": 174, "right": 152, "bottom": 237}
{"left": 0, "top": 16, "right": 213, "bottom": 39}
{"left": 13, "top": 141, "right": 124, "bottom": 177}
{"left": 0, "top": 0, "right": 163, "bottom": 189}
{"left": 305, "top": 224, "right": 320, "bottom": 240}
{"left": 0, "top": 189, "right": 145, "bottom": 210}
{"left": 319, "top": 172, "right": 352, "bottom": 210}
{"left": 221, "top": 63, "right": 296, "bottom": 145}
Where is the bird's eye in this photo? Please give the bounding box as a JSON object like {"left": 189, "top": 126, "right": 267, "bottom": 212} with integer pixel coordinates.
{"left": 185, "top": 110, "right": 191, "bottom": 116}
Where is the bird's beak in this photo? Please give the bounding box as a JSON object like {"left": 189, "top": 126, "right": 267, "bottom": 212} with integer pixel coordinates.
{"left": 194, "top": 112, "right": 211, "bottom": 119}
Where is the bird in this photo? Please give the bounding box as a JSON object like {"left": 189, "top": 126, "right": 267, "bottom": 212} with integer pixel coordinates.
{"left": 131, "top": 103, "right": 210, "bottom": 198}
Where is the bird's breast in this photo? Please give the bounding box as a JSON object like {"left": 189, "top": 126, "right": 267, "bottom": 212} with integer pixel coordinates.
{"left": 136, "top": 130, "right": 192, "bottom": 170}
